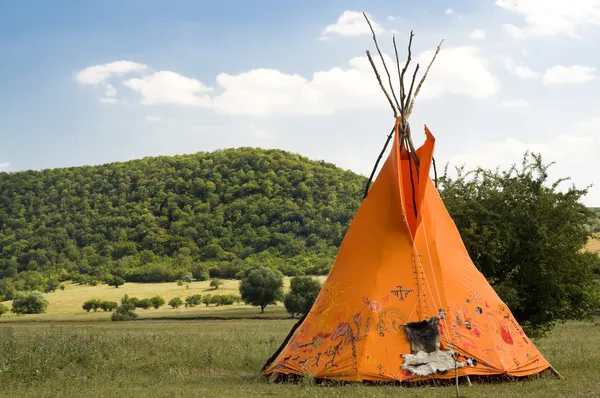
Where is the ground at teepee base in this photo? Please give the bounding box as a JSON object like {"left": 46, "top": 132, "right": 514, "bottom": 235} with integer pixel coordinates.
{"left": 0, "top": 318, "right": 598, "bottom": 397}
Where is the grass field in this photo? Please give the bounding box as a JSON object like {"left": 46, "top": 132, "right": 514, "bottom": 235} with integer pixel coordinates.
{"left": 2, "top": 278, "right": 600, "bottom": 396}
{"left": 0, "top": 277, "right": 327, "bottom": 322}
{"left": 585, "top": 235, "right": 600, "bottom": 253}
{"left": 0, "top": 318, "right": 598, "bottom": 397}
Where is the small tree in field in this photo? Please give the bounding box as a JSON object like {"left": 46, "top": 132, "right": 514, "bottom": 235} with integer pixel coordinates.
{"left": 202, "top": 295, "right": 212, "bottom": 307}
{"left": 185, "top": 294, "right": 202, "bottom": 308}
{"left": 239, "top": 267, "right": 284, "bottom": 313}
{"left": 82, "top": 298, "right": 102, "bottom": 312}
{"left": 11, "top": 291, "right": 49, "bottom": 315}
{"left": 0, "top": 303, "right": 8, "bottom": 317}
{"left": 100, "top": 301, "right": 118, "bottom": 312}
{"left": 284, "top": 276, "right": 322, "bottom": 318}
{"left": 176, "top": 280, "right": 184, "bottom": 290}
{"left": 150, "top": 296, "right": 165, "bottom": 309}
{"left": 210, "top": 278, "right": 222, "bottom": 290}
{"left": 111, "top": 295, "right": 138, "bottom": 321}
{"left": 136, "top": 298, "right": 152, "bottom": 310}
{"left": 108, "top": 276, "right": 125, "bottom": 288}
{"left": 183, "top": 273, "right": 193, "bottom": 284}
{"left": 168, "top": 297, "right": 183, "bottom": 309}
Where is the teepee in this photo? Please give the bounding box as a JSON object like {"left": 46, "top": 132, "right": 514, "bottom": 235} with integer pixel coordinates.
{"left": 262, "top": 15, "right": 556, "bottom": 383}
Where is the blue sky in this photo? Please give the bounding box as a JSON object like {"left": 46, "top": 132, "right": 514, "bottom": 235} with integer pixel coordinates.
{"left": 1, "top": 0, "right": 599, "bottom": 205}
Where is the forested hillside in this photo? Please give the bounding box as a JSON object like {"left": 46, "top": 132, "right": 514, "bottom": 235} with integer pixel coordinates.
{"left": 0, "top": 148, "right": 365, "bottom": 298}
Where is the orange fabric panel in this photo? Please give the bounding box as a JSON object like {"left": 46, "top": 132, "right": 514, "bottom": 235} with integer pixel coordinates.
{"left": 264, "top": 123, "right": 551, "bottom": 381}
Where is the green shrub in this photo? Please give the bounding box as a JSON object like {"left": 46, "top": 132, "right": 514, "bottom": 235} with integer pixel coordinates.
{"left": 108, "top": 276, "right": 125, "bottom": 288}
{"left": 168, "top": 297, "right": 183, "bottom": 309}
{"left": 111, "top": 296, "right": 138, "bottom": 321}
{"left": 82, "top": 298, "right": 102, "bottom": 312}
{"left": 185, "top": 294, "right": 202, "bottom": 308}
{"left": 100, "top": 301, "right": 118, "bottom": 312}
{"left": 0, "top": 303, "right": 8, "bottom": 317}
{"left": 136, "top": 298, "right": 152, "bottom": 310}
{"left": 11, "top": 291, "right": 49, "bottom": 315}
{"left": 150, "top": 295, "right": 165, "bottom": 309}
{"left": 283, "top": 276, "right": 322, "bottom": 317}
{"left": 210, "top": 278, "right": 222, "bottom": 290}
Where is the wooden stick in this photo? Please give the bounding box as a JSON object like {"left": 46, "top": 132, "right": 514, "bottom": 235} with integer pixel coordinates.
{"left": 399, "top": 31, "right": 415, "bottom": 113}
{"left": 407, "top": 40, "right": 444, "bottom": 118}
{"left": 363, "top": 126, "right": 395, "bottom": 199}
{"left": 549, "top": 366, "right": 564, "bottom": 379}
{"left": 363, "top": 12, "right": 401, "bottom": 113}
{"left": 405, "top": 63, "right": 420, "bottom": 112}
{"left": 365, "top": 50, "right": 398, "bottom": 117}
{"left": 432, "top": 157, "right": 439, "bottom": 188}
{"left": 454, "top": 357, "right": 460, "bottom": 398}
{"left": 393, "top": 34, "right": 403, "bottom": 111}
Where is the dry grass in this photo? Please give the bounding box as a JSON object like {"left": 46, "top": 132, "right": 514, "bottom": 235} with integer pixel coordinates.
{"left": 0, "top": 277, "right": 327, "bottom": 322}
{"left": 585, "top": 234, "right": 600, "bottom": 253}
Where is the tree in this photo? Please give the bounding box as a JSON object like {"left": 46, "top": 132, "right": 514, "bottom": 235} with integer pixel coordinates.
{"left": 136, "top": 298, "right": 152, "bottom": 310}
{"left": 210, "top": 278, "right": 222, "bottom": 290}
{"left": 182, "top": 272, "right": 193, "bottom": 284}
{"left": 82, "top": 298, "right": 102, "bottom": 312}
{"left": 439, "top": 152, "right": 600, "bottom": 337}
{"left": 45, "top": 278, "right": 60, "bottom": 293}
{"left": 284, "top": 276, "right": 322, "bottom": 318}
{"left": 168, "top": 297, "right": 183, "bottom": 309}
{"left": 0, "top": 303, "right": 8, "bottom": 317}
{"left": 150, "top": 295, "right": 165, "bottom": 309}
{"left": 11, "top": 291, "right": 49, "bottom": 315}
{"left": 202, "top": 294, "right": 212, "bottom": 307}
{"left": 191, "top": 263, "right": 210, "bottom": 281}
{"left": 108, "top": 276, "right": 125, "bottom": 288}
{"left": 99, "top": 300, "right": 118, "bottom": 312}
{"left": 185, "top": 294, "right": 202, "bottom": 308}
{"left": 111, "top": 299, "right": 138, "bottom": 321}
{"left": 239, "top": 267, "right": 284, "bottom": 313}
{"left": 176, "top": 280, "right": 184, "bottom": 290}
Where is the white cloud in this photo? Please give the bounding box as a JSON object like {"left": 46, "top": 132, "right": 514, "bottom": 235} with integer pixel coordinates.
{"left": 447, "top": 124, "right": 599, "bottom": 205}
{"left": 501, "top": 99, "right": 530, "bottom": 107}
{"left": 502, "top": 23, "right": 525, "bottom": 38}
{"left": 503, "top": 57, "right": 539, "bottom": 79}
{"left": 514, "top": 66, "right": 538, "bottom": 79}
{"left": 470, "top": 29, "right": 486, "bottom": 39}
{"left": 99, "top": 97, "right": 117, "bottom": 104}
{"left": 542, "top": 65, "right": 596, "bottom": 84}
{"left": 0, "top": 162, "right": 9, "bottom": 171}
{"left": 104, "top": 84, "right": 117, "bottom": 97}
{"left": 496, "top": 0, "right": 600, "bottom": 37}
{"left": 388, "top": 16, "right": 395, "bottom": 21}
{"left": 445, "top": 8, "right": 455, "bottom": 15}
{"left": 147, "top": 116, "right": 164, "bottom": 122}
{"left": 76, "top": 60, "right": 147, "bottom": 85}
{"left": 323, "top": 10, "right": 383, "bottom": 37}
{"left": 118, "top": 46, "right": 499, "bottom": 116}
{"left": 123, "top": 71, "right": 212, "bottom": 106}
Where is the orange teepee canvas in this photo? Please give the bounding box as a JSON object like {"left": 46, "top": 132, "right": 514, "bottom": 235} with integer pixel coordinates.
{"left": 263, "top": 121, "right": 551, "bottom": 382}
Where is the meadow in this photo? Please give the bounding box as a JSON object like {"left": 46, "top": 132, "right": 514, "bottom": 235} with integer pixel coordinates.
{"left": 0, "top": 278, "right": 328, "bottom": 322}
{"left": 0, "top": 318, "right": 598, "bottom": 397}
{"left": 1, "top": 275, "right": 599, "bottom": 397}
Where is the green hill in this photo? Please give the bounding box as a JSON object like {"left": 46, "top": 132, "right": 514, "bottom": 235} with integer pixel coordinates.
{"left": 0, "top": 148, "right": 366, "bottom": 299}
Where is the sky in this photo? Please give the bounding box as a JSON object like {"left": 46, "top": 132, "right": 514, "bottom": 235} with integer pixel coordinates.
{"left": 1, "top": 0, "right": 599, "bottom": 205}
